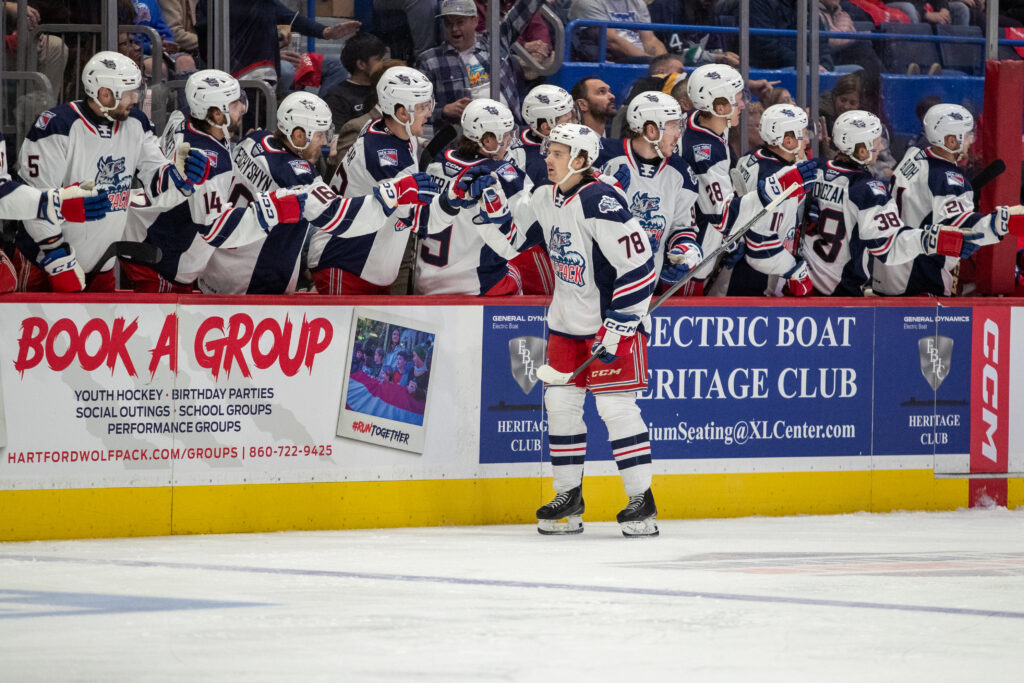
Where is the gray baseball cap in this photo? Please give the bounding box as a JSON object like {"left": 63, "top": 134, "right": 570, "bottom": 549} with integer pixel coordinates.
{"left": 437, "top": 0, "right": 478, "bottom": 17}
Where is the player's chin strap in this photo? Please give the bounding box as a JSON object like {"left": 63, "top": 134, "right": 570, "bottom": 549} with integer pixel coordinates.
{"left": 643, "top": 128, "right": 667, "bottom": 159}
{"left": 92, "top": 96, "right": 119, "bottom": 122}
{"left": 556, "top": 163, "right": 590, "bottom": 188}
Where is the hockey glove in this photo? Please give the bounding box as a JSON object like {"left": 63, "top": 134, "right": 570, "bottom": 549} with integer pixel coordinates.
{"left": 161, "top": 163, "right": 194, "bottom": 197}
{"left": 38, "top": 184, "right": 110, "bottom": 223}
{"left": 612, "top": 163, "right": 631, "bottom": 193}
{"left": 173, "top": 144, "right": 212, "bottom": 187}
{"left": 447, "top": 166, "right": 492, "bottom": 209}
{"left": 474, "top": 184, "right": 511, "bottom": 225}
{"left": 374, "top": 173, "right": 440, "bottom": 216}
{"left": 920, "top": 223, "right": 982, "bottom": 259}
{"left": 591, "top": 310, "right": 641, "bottom": 364}
{"left": 38, "top": 239, "right": 85, "bottom": 292}
{"left": 721, "top": 240, "right": 745, "bottom": 269}
{"left": 253, "top": 190, "right": 307, "bottom": 231}
{"left": 804, "top": 200, "right": 820, "bottom": 236}
{"left": 661, "top": 241, "right": 703, "bottom": 284}
{"left": 783, "top": 260, "right": 813, "bottom": 297}
{"left": 758, "top": 159, "right": 817, "bottom": 207}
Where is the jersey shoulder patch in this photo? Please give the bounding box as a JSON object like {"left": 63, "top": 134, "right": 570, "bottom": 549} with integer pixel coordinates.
{"left": 666, "top": 154, "right": 699, "bottom": 188}
{"left": 848, "top": 176, "right": 891, "bottom": 209}
{"left": 579, "top": 182, "right": 631, "bottom": 221}
{"left": 25, "top": 104, "right": 77, "bottom": 141}
{"left": 359, "top": 124, "right": 414, "bottom": 181}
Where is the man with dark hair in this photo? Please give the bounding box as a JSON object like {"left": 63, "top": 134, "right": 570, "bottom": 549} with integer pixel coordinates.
{"left": 571, "top": 77, "right": 616, "bottom": 136}
{"left": 647, "top": 53, "right": 685, "bottom": 77}
{"left": 323, "top": 33, "right": 389, "bottom": 129}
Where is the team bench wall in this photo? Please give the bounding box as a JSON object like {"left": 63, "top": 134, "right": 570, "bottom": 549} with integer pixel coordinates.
{"left": 0, "top": 294, "right": 1020, "bottom": 541}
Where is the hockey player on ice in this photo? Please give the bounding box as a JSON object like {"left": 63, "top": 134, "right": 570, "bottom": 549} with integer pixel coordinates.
{"left": 601, "top": 91, "right": 704, "bottom": 295}
{"left": 872, "top": 103, "right": 1024, "bottom": 296}
{"left": 710, "top": 103, "right": 815, "bottom": 297}
{"left": 198, "top": 92, "right": 438, "bottom": 294}
{"left": 676, "top": 64, "right": 817, "bottom": 295}
{"left": 805, "top": 110, "right": 988, "bottom": 296}
{"left": 0, "top": 131, "right": 109, "bottom": 293}
{"left": 123, "top": 70, "right": 308, "bottom": 292}
{"left": 13, "top": 51, "right": 212, "bottom": 292}
{"left": 417, "top": 99, "right": 526, "bottom": 295}
{"left": 310, "top": 66, "right": 436, "bottom": 294}
{"left": 475, "top": 124, "right": 660, "bottom": 537}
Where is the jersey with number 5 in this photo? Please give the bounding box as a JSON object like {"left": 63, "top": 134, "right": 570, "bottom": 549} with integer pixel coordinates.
{"left": 806, "top": 160, "right": 925, "bottom": 296}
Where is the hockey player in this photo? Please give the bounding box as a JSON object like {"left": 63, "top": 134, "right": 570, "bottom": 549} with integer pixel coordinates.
{"left": 511, "top": 84, "right": 578, "bottom": 187}
{"left": 310, "top": 66, "right": 435, "bottom": 295}
{"left": 872, "top": 103, "right": 1023, "bottom": 296}
{"left": 477, "top": 124, "right": 661, "bottom": 537}
{"left": 601, "top": 91, "right": 704, "bottom": 293}
{"left": 0, "top": 132, "right": 110, "bottom": 293}
{"left": 677, "top": 64, "right": 817, "bottom": 295}
{"left": 710, "top": 103, "right": 814, "bottom": 297}
{"left": 805, "top": 110, "right": 987, "bottom": 296}
{"left": 198, "top": 92, "right": 438, "bottom": 295}
{"left": 13, "top": 51, "right": 211, "bottom": 292}
{"left": 417, "top": 99, "right": 525, "bottom": 295}
{"left": 123, "top": 70, "right": 307, "bottom": 292}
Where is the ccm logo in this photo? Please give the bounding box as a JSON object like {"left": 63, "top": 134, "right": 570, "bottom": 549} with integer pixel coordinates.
{"left": 979, "top": 319, "right": 999, "bottom": 463}
{"left": 592, "top": 368, "right": 622, "bottom": 377}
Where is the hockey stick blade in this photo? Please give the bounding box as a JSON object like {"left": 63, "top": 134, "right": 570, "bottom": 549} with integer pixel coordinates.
{"left": 535, "top": 182, "right": 803, "bottom": 385}
{"left": 88, "top": 241, "right": 163, "bottom": 278}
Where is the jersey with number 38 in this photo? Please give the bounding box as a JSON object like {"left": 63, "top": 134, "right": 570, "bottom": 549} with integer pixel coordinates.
{"left": 807, "top": 160, "right": 929, "bottom": 295}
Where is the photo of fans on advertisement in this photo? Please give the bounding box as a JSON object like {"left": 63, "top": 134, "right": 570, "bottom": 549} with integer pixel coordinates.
{"left": 337, "top": 309, "right": 436, "bottom": 453}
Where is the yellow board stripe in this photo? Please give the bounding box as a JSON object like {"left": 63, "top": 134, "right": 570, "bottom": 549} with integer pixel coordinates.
{"left": 2, "top": 471, "right": 1021, "bottom": 542}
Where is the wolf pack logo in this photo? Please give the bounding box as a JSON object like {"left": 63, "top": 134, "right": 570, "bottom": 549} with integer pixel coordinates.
{"left": 95, "top": 155, "right": 127, "bottom": 187}
{"left": 549, "top": 227, "right": 586, "bottom": 286}
{"left": 629, "top": 192, "right": 665, "bottom": 245}
{"left": 300, "top": 99, "right": 317, "bottom": 111}
{"left": 508, "top": 336, "right": 546, "bottom": 394}
{"left": 396, "top": 74, "right": 412, "bottom": 85}
{"left": 598, "top": 195, "right": 621, "bottom": 214}
{"left": 643, "top": 93, "right": 660, "bottom": 103}
{"left": 849, "top": 118, "right": 867, "bottom": 129}
{"left": 536, "top": 94, "right": 550, "bottom": 104}
{"left": 202, "top": 76, "right": 222, "bottom": 87}
{"left": 919, "top": 335, "right": 953, "bottom": 391}
{"left": 101, "top": 59, "right": 117, "bottom": 70}
{"left": 378, "top": 148, "right": 400, "bottom": 167}
{"left": 35, "top": 110, "right": 55, "bottom": 130}
{"left": 693, "top": 143, "right": 711, "bottom": 162}
{"left": 945, "top": 171, "right": 965, "bottom": 187}
{"left": 484, "top": 105, "right": 500, "bottom": 116}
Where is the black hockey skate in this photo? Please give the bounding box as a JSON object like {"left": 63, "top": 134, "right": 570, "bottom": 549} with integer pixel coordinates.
{"left": 536, "top": 486, "right": 584, "bottom": 535}
{"left": 617, "top": 488, "right": 658, "bottom": 537}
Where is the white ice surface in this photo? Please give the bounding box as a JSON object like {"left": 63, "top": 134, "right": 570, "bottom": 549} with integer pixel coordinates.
{"left": 2, "top": 509, "right": 1024, "bottom": 682}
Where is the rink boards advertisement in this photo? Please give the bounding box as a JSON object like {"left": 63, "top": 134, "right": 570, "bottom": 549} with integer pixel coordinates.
{"left": 1, "top": 296, "right": 1023, "bottom": 539}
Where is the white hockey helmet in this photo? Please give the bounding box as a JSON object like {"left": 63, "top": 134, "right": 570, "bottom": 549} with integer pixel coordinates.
{"left": 377, "top": 66, "right": 434, "bottom": 118}
{"left": 545, "top": 123, "right": 602, "bottom": 185}
{"left": 686, "top": 63, "right": 745, "bottom": 118}
{"left": 186, "top": 69, "right": 246, "bottom": 140}
{"left": 277, "top": 92, "right": 333, "bottom": 151}
{"left": 832, "top": 109, "right": 884, "bottom": 164}
{"left": 922, "top": 103, "right": 974, "bottom": 156}
{"left": 626, "top": 91, "right": 682, "bottom": 158}
{"left": 759, "top": 103, "right": 809, "bottom": 148}
{"left": 81, "top": 51, "right": 143, "bottom": 120}
{"left": 522, "top": 84, "right": 576, "bottom": 135}
{"left": 461, "top": 99, "right": 515, "bottom": 156}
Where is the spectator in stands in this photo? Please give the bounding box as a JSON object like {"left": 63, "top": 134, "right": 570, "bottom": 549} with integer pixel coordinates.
{"left": 909, "top": 95, "right": 942, "bottom": 149}
{"left": 819, "top": 0, "right": 885, "bottom": 74}
{"left": 751, "top": 0, "right": 834, "bottom": 71}
{"left": 886, "top": 0, "right": 970, "bottom": 26}
{"left": 195, "top": 0, "right": 359, "bottom": 91}
{"left": 569, "top": 0, "right": 667, "bottom": 62}
{"left": 475, "top": 0, "right": 554, "bottom": 76}
{"left": 132, "top": 0, "right": 197, "bottom": 79}
{"left": 648, "top": 0, "right": 741, "bottom": 67}
{"left": 322, "top": 33, "right": 388, "bottom": 130}
{"left": 3, "top": 2, "right": 67, "bottom": 109}
{"left": 333, "top": 58, "right": 407, "bottom": 163}
{"left": 416, "top": 0, "right": 546, "bottom": 127}
{"left": 609, "top": 55, "right": 685, "bottom": 136}
{"left": 158, "top": 0, "right": 199, "bottom": 60}
{"left": 571, "top": 76, "right": 616, "bottom": 135}
{"left": 373, "top": 0, "right": 438, "bottom": 55}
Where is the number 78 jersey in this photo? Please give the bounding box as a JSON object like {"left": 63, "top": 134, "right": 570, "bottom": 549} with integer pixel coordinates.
{"left": 804, "top": 161, "right": 923, "bottom": 296}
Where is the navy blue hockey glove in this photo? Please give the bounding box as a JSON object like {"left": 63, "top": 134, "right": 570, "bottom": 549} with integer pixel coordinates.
{"left": 182, "top": 147, "right": 211, "bottom": 185}
{"left": 612, "top": 163, "right": 631, "bottom": 193}
{"left": 447, "top": 166, "right": 492, "bottom": 209}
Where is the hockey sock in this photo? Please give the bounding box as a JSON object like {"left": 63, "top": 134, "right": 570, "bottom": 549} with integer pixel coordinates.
{"left": 595, "top": 392, "right": 652, "bottom": 496}
{"left": 545, "top": 385, "right": 587, "bottom": 492}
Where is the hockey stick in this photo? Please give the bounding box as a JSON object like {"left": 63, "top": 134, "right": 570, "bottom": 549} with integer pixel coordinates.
{"left": 536, "top": 183, "right": 802, "bottom": 385}
{"left": 420, "top": 124, "right": 458, "bottom": 171}
{"left": 88, "top": 241, "right": 163, "bottom": 278}
{"left": 970, "top": 159, "right": 1006, "bottom": 211}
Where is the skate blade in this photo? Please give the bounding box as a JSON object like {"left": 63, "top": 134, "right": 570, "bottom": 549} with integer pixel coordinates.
{"left": 619, "top": 518, "right": 659, "bottom": 537}
{"left": 537, "top": 515, "right": 583, "bottom": 535}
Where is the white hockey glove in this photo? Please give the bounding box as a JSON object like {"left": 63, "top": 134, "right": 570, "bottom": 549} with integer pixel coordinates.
{"left": 37, "top": 238, "right": 86, "bottom": 292}
{"left": 475, "top": 183, "right": 511, "bottom": 225}
{"left": 373, "top": 172, "right": 440, "bottom": 216}
{"left": 921, "top": 223, "right": 983, "bottom": 259}
{"left": 253, "top": 190, "right": 307, "bottom": 231}
{"left": 591, "top": 310, "right": 641, "bottom": 364}
{"left": 37, "top": 183, "right": 109, "bottom": 224}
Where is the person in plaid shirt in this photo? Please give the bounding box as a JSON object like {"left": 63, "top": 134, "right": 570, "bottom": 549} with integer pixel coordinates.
{"left": 415, "top": 0, "right": 548, "bottom": 128}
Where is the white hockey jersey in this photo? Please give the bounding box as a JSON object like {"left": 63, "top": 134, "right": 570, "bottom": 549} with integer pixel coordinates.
{"left": 710, "top": 147, "right": 802, "bottom": 296}
{"left": 488, "top": 176, "right": 656, "bottom": 337}
{"left": 676, "top": 111, "right": 772, "bottom": 282}
{"left": 600, "top": 139, "right": 699, "bottom": 279}
{"left": 873, "top": 147, "right": 1004, "bottom": 296}
{"left": 15, "top": 101, "right": 178, "bottom": 273}
{"left": 198, "top": 131, "right": 398, "bottom": 294}
{"left": 807, "top": 160, "right": 926, "bottom": 296}
{"left": 417, "top": 151, "right": 526, "bottom": 295}
{"left": 309, "top": 118, "right": 423, "bottom": 286}
{"left": 0, "top": 132, "right": 46, "bottom": 220}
